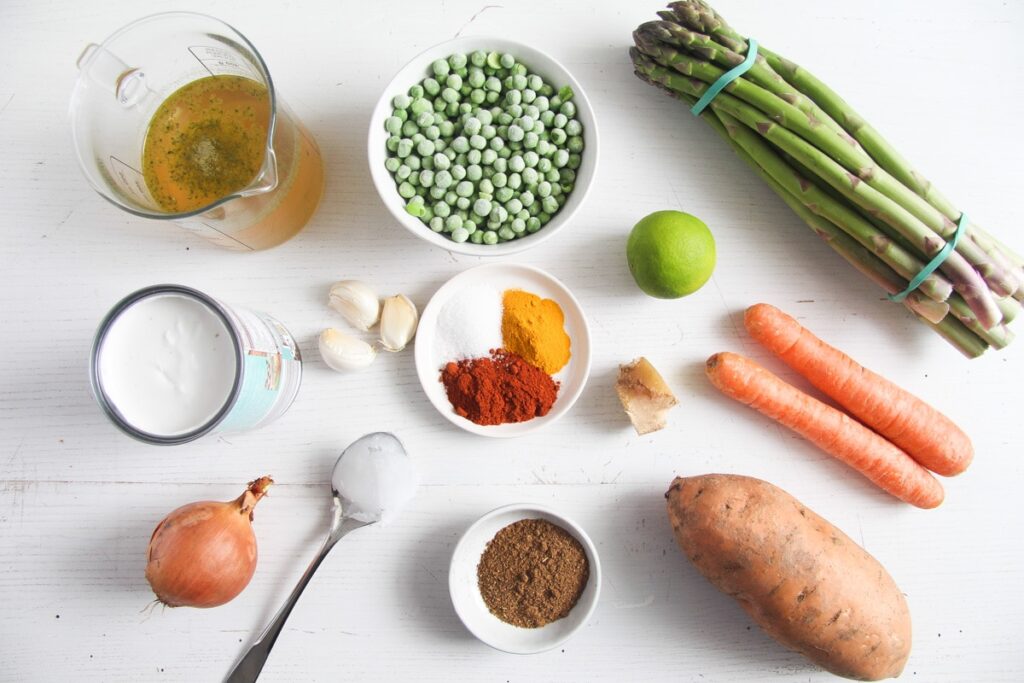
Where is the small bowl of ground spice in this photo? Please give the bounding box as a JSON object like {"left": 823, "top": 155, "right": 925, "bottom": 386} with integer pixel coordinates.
{"left": 449, "top": 504, "right": 601, "bottom": 654}
{"left": 414, "top": 263, "right": 591, "bottom": 437}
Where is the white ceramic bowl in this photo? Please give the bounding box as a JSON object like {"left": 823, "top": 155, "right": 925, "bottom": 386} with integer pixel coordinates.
{"left": 449, "top": 504, "right": 601, "bottom": 654}
{"left": 368, "top": 36, "right": 599, "bottom": 256}
{"left": 414, "top": 263, "right": 591, "bottom": 437}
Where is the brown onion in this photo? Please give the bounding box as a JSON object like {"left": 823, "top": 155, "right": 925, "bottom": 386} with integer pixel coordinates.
{"left": 145, "top": 476, "right": 273, "bottom": 608}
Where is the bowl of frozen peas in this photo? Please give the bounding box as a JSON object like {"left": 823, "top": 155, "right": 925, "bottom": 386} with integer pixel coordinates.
{"left": 368, "top": 37, "right": 598, "bottom": 256}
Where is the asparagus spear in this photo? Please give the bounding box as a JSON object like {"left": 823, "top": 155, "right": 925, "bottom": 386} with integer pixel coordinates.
{"left": 632, "top": 51, "right": 1003, "bottom": 328}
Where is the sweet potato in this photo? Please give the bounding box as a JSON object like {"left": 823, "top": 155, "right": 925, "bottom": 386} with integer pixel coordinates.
{"left": 666, "top": 474, "right": 911, "bottom": 681}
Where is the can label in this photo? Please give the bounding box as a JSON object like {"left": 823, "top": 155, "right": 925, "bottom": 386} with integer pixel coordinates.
{"left": 217, "top": 305, "right": 302, "bottom": 433}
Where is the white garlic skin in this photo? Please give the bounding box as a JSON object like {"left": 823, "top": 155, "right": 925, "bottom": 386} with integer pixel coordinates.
{"left": 379, "top": 294, "right": 419, "bottom": 352}
{"left": 328, "top": 280, "right": 380, "bottom": 331}
{"left": 318, "top": 328, "right": 377, "bottom": 372}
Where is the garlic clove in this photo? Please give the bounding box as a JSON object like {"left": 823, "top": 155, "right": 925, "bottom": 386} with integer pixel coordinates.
{"left": 319, "top": 328, "right": 377, "bottom": 372}
{"left": 379, "top": 294, "right": 419, "bottom": 352}
{"left": 328, "top": 280, "right": 380, "bottom": 331}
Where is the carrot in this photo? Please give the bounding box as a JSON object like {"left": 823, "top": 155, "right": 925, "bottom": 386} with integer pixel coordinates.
{"left": 705, "top": 352, "right": 944, "bottom": 509}
{"left": 744, "top": 303, "right": 973, "bottom": 476}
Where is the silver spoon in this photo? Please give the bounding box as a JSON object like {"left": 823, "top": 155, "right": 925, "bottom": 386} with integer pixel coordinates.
{"left": 224, "top": 432, "right": 414, "bottom": 683}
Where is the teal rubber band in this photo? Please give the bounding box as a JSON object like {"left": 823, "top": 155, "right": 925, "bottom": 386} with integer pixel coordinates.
{"left": 690, "top": 38, "right": 759, "bottom": 116}
{"left": 888, "top": 213, "right": 968, "bottom": 302}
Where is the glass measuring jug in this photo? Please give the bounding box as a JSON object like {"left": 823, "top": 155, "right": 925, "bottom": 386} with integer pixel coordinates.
{"left": 70, "top": 12, "right": 324, "bottom": 251}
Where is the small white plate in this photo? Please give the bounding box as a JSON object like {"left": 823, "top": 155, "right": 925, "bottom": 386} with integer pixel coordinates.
{"left": 449, "top": 504, "right": 602, "bottom": 654}
{"left": 414, "top": 263, "right": 591, "bottom": 437}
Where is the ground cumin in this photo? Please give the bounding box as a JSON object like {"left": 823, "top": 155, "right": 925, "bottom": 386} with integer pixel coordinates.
{"left": 477, "top": 518, "right": 590, "bottom": 628}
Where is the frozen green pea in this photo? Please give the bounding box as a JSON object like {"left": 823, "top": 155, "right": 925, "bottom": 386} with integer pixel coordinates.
{"left": 450, "top": 227, "right": 469, "bottom": 243}
{"left": 416, "top": 139, "right": 435, "bottom": 156}
{"left": 550, "top": 128, "right": 567, "bottom": 145}
{"left": 407, "top": 172, "right": 420, "bottom": 187}
{"left": 498, "top": 227, "right": 515, "bottom": 241}
{"left": 560, "top": 101, "right": 576, "bottom": 118}
{"left": 485, "top": 76, "right": 502, "bottom": 92}
{"left": 393, "top": 93, "right": 412, "bottom": 110}
{"left": 468, "top": 134, "right": 486, "bottom": 151}
{"left": 412, "top": 132, "right": 426, "bottom": 144}
{"left": 468, "top": 69, "right": 485, "bottom": 88}
{"left": 470, "top": 89, "right": 485, "bottom": 105}
{"left": 508, "top": 155, "right": 526, "bottom": 173}
{"left": 539, "top": 83, "right": 554, "bottom": 97}
{"left": 397, "top": 164, "right": 412, "bottom": 180}
{"left": 499, "top": 53, "right": 515, "bottom": 69}
{"left": 455, "top": 180, "right": 474, "bottom": 197}
{"left": 495, "top": 112, "right": 511, "bottom": 127}
{"left": 538, "top": 157, "right": 552, "bottom": 173}
{"left": 432, "top": 59, "right": 450, "bottom": 77}
{"left": 397, "top": 139, "right": 414, "bottom": 158}
{"left": 559, "top": 169, "right": 576, "bottom": 184}
{"left": 537, "top": 140, "right": 552, "bottom": 156}
{"left": 565, "top": 119, "right": 582, "bottom": 136}
{"left": 523, "top": 151, "right": 539, "bottom": 168}
{"left": 409, "top": 84, "right": 425, "bottom": 99}
{"left": 483, "top": 230, "right": 499, "bottom": 245}
{"left": 526, "top": 217, "right": 542, "bottom": 233}
{"left": 511, "top": 218, "right": 526, "bottom": 234}
{"left": 519, "top": 116, "right": 534, "bottom": 133}
{"left": 451, "top": 165, "right": 467, "bottom": 181}
{"left": 429, "top": 185, "right": 445, "bottom": 199}
{"left": 481, "top": 149, "right": 498, "bottom": 165}
{"left": 467, "top": 149, "right": 482, "bottom": 164}
{"left": 519, "top": 190, "right": 534, "bottom": 206}
{"left": 554, "top": 113, "right": 568, "bottom": 129}
{"left": 473, "top": 198, "right": 492, "bottom": 216}
{"left": 386, "top": 136, "right": 400, "bottom": 153}
{"left": 451, "top": 136, "right": 469, "bottom": 153}
{"left": 385, "top": 116, "right": 403, "bottom": 135}
{"left": 492, "top": 172, "right": 507, "bottom": 188}
{"left": 485, "top": 90, "right": 499, "bottom": 104}
{"left": 512, "top": 63, "right": 527, "bottom": 76}
{"left": 459, "top": 102, "right": 473, "bottom": 115}
{"left": 464, "top": 117, "right": 482, "bottom": 136}
{"left": 484, "top": 51, "right": 501, "bottom": 69}
{"left": 405, "top": 195, "right": 425, "bottom": 215}
{"left": 489, "top": 137, "right": 505, "bottom": 152}
{"left": 550, "top": 96, "right": 562, "bottom": 110}
{"left": 445, "top": 101, "right": 459, "bottom": 117}
{"left": 424, "top": 78, "right": 441, "bottom": 96}
{"left": 470, "top": 230, "right": 484, "bottom": 244}
{"left": 506, "top": 125, "right": 524, "bottom": 142}
{"left": 546, "top": 168, "right": 561, "bottom": 183}
{"left": 445, "top": 214, "right": 463, "bottom": 231}
{"left": 398, "top": 181, "right": 415, "bottom": 198}
{"left": 537, "top": 181, "right": 552, "bottom": 197}
{"left": 411, "top": 98, "right": 432, "bottom": 115}
{"left": 441, "top": 87, "right": 459, "bottom": 104}
{"left": 522, "top": 167, "right": 539, "bottom": 185}
{"left": 435, "top": 170, "right": 453, "bottom": 189}
{"left": 401, "top": 120, "right": 419, "bottom": 137}
{"left": 456, "top": 196, "right": 471, "bottom": 210}
{"left": 475, "top": 109, "right": 493, "bottom": 125}
{"left": 471, "top": 50, "right": 487, "bottom": 67}
{"left": 507, "top": 198, "right": 523, "bottom": 214}
{"left": 424, "top": 126, "right": 440, "bottom": 141}
{"left": 445, "top": 191, "right": 458, "bottom": 205}
{"left": 507, "top": 104, "right": 523, "bottom": 118}
{"left": 534, "top": 96, "right": 549, "bottom": 113}
{"left": 512, "top": 74, "right": 528, "bottom": 90}
{"left": 433, "top": 97, "right": 446, "bottom": 112}
{"left": 433, "top": 153, "right": 451, "bottom": 170}
{"left": 429, "top": 216, "right": 444, "bottom": 232}
{"left": 419, "top": 169, "right": 435, "bottom": 187}
{"left": 479, "top": 178, "right": 494, "bottom": 195}
{"left": 554, "top": 149, "right": 570, "bottom": 168}
{"left": 434, "top": 201, "right": 451, "bottom": 218}
{"left": 480, "top": 124, "right": 495, "bottom": 139}
{"left": 446, "top": 73, "right": 463, "bottom": 90}
{"left": 495, "top": 187, "right": 514, "bottom": 203}
{"left": 568, "top": 153, "right": 582, "bottom": 170}
{"left": 497, "top": 124, "right": 509, "bottom": 139}
{"left": 506, "top": 89, "right": 522, "bottom": 106}
{"left": 522, "top": 132, "right": 538, "bottom": 149}
{"left": 540, "top": 110, "right": 555, "bottom": 127}
{"left": 568, "top": 136, "right": 584, "bottom": 154}
{"left": 463, "top": 219, "right": 476, "bottom": 233}
{"left": 466, "top": 164, "right": 482, "bottom": 181}
{"left": 448, "top": 52, "right": 468, "bottom": 70}
{"left": 507, "top": 173, "right": 522, "bottom": 190}
{"left": 433, "top": 139, "right": 447, "bottom": 154}
{"left": 525, "top": 75, "right": 541, "bottom": 91}
{"left": 384, "top": 156, "right": 401, "bottom": 173}
{"left": 493, "top": 158, "right": 508, "bottom": 173}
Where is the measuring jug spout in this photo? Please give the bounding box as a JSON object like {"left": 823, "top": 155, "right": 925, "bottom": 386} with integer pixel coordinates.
{"left": 240, "top": 148, "right": 279, "bottom": 197}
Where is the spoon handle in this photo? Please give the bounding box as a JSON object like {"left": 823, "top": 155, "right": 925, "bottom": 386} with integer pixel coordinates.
{"left": 224, "top": 515, "right": 370, "bottom": 683}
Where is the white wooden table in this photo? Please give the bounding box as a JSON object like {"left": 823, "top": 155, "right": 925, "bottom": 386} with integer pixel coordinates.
{"left": 2, "top": 1, "right": 1023, "bottom": 680}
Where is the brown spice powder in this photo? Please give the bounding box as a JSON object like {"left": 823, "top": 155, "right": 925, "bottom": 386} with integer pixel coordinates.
{"left": 476, "top": 518, "right": 590, "bottom": 628}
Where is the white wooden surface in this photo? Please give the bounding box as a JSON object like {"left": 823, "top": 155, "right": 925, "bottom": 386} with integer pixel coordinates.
{"left": 2, "top": 0, "right": 1023, "bottom": 680}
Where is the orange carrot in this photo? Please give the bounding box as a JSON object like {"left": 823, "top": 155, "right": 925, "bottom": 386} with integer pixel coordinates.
{"left": 706, "top": 352, "right": 944, "bottom": 509}
{"left": 744, "top": 303, "right": 973, "bottom": 476}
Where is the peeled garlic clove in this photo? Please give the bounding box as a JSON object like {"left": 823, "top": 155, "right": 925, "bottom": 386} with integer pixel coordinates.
{"left": 379, "top": 294, "right": 419, "bottom": 352}
{"left": 319, "top": 328, "right": 377, "bottom": 372}
{"left": 328, "top": 280, "right": 380, "bottom": 331}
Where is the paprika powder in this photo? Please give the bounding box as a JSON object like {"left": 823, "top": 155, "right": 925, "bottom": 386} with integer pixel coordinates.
{"left": 440, "top": 350, "right": 559, "bottom": 426}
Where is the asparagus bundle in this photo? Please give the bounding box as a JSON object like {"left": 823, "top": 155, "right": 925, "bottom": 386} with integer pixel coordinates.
{"left": 631, "top": 1, "right": 1023, "bottom": 357}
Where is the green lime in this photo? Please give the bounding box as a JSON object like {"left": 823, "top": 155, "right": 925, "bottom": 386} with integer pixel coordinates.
{"left": 626, "top": 210, "right": 716, "bottom": 299}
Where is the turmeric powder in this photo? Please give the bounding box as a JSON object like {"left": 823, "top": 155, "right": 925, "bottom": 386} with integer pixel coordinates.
{"left": 501, "top": 289, "right": 571, "bottom": 375}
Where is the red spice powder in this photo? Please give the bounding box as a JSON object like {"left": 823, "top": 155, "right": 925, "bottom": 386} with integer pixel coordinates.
{"left": 440, "top": 350, "right": 560, "bottom": 426}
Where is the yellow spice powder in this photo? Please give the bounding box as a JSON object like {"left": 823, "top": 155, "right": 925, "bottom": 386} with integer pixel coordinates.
{"left": 501, "top": 289, "right": 571, "bottom": 375}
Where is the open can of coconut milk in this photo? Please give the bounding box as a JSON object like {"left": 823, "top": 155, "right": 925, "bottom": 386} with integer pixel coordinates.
{"left": 90, "top": 284, "right": 302, "bottom": 445}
